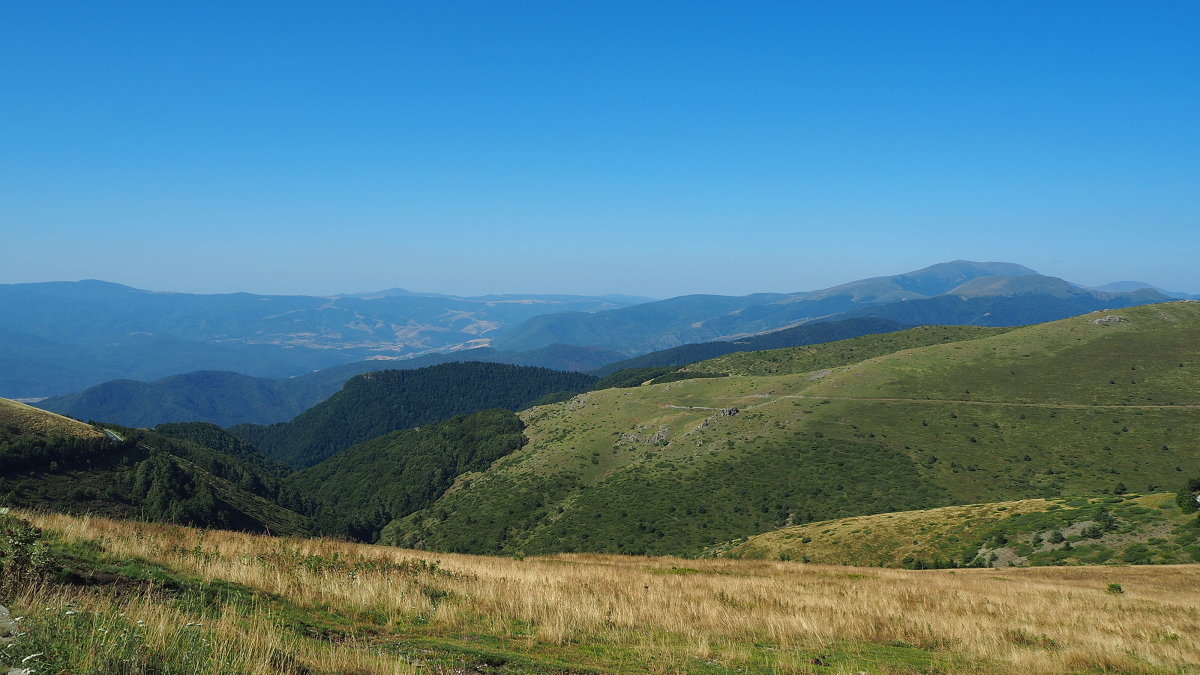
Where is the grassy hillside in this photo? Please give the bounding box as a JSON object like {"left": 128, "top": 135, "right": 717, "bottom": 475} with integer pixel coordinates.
{"left": 5, "top": 509, "right": 1198, "bottom": 674}
{"left": 231, "top": 362, "right": 597, "bottom": 468}
{"left": 721, "top": 491, "right": 1200, "bottom": 568}
{"left": 798, "top": 305, "right": 1198, "bottom": 406}
{"left": 684, "top": 324, "right": 1011, "bottom": 376}
{"left": 0, "top": 397, "right": 105, "bottom": 439}
{"left": 382, "top": 302, "right": 1200, "bottom": 556}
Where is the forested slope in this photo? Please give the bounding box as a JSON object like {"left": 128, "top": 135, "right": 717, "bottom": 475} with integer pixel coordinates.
{"left": 290, "top": 409, "right": 525, "bottom": 541}
{"left": 231, "top": 362, "right": 596, "bottom": 468}
{"left": 0, "top": 399, "right": 309, "bottom": 535}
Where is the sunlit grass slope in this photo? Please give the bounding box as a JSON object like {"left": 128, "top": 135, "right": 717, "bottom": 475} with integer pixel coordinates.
{"left": 722, "top": 492, "right": 1200, "bottom": 568}
{"left": 5, "top": 510, "right": 1200, "bottom": 674}
{"left": 0, "top": 397, "right": 105, "bottom": 439}
{"left": 382, "top": 303, "right": 1200, "bottom": 556}
{"left": 683, "top": 325, "right": 1012, "bottom": 377}
{"left": 799, "top": 304, "right": 1199, "bottom": 406}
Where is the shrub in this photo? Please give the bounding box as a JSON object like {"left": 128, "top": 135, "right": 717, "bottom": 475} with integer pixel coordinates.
{"left": 0, "top": 509, "right": 59, "bottom": 594}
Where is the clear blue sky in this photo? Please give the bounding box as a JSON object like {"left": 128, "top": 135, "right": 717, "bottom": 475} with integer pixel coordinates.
{"left": 2, "top": 1, "right": 1197, "bottom": 297}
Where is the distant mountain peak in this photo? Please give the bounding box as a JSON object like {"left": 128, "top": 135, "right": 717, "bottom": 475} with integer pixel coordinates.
{"left": 910, "top": 260, "right": 1039, "bottom": 275}
{"left": 802, "top": 260, "right": 1040, "bottom": 304}
{"left": 889, "top": 261, "right": 1039, "bottom": 296}
{"left": 76, "top": 278, "right": 138, "bottom": 287}
{"left": 1092, "top": 281, "right": 1156, "bottom": 293}
{"left": 340, "top": 287, "right": 449, "bottom": 299}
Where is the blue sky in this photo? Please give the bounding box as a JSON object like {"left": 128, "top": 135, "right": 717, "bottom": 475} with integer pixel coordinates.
{"left": 2, "top": 1, "right": 1197, "bottom": 297}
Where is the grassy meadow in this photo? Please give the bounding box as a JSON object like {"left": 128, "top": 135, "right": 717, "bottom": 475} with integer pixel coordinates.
{"left": 4, "top": 509, "right": 1200, "bottom": 674}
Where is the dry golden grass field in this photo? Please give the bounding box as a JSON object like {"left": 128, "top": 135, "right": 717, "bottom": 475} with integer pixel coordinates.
{"left": 4, "top": 510, "right": 1199, "bottom": 674}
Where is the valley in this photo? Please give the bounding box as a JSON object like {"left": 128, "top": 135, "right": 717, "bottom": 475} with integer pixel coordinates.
{"left": 3, "top": 278, "right": 1199, "bottom": 674}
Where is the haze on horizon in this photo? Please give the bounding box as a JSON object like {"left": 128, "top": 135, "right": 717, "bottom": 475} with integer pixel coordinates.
{"left": 2, "top": 1, "right": 1197, "bottom": 298}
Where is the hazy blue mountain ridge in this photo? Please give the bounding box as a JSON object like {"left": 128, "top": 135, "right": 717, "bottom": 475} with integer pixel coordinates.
{"left": 0, "top": 280, "right": 643, "bottom": 397}
{"left": 1089, "top": 281, "right": 1200, "bottom": 299}
{"left": 494, "top": 262, "right": 1171, "bottom": 353}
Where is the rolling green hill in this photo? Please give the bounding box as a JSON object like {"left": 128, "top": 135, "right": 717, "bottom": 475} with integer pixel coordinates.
{"left": 230, "top": 362, "right": 597, "bottom": 468}
{"left": 720, "top": 490, "right": 1200, "bottom": 568}
{"left": 380, "top": 302, "right": 1200, "bottom": 556}
{"left": 682, "top": 324, "right": 1012, "bottom": 376}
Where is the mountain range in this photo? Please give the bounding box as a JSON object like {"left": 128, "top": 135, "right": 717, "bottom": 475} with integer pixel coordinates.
{"left": 38, "top": 319, "right": 907, "bottom": 428}
{"left": 11, "top": 261, "right": 1184, "bottom": 411}
{"left": 0, "top": 280, "right": 644, "bottom": 397}
{"left": 1090, "top": 281, "right": 1200, "bottom": 299}
{"left": 493, "top": 261, "right": 1174, "bottom": 352}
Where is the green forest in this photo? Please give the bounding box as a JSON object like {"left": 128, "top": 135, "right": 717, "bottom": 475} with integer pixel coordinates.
{"left": 230, "top": 362, "right": 595, "bottom": 468}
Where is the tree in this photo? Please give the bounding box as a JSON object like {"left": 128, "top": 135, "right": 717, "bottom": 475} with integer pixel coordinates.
{"left": 1178, "top": 477, "right": 1200, "bottom": 514}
